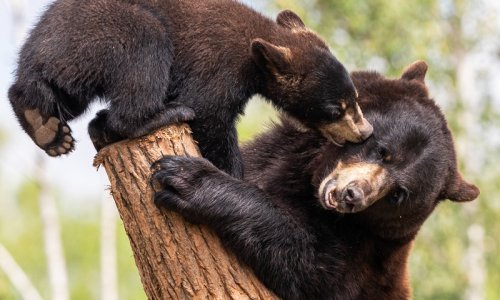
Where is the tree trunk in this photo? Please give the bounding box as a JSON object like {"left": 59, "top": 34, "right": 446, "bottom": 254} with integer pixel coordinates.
{"left": 94, "top": 123, "right": 277, "bottom": 300}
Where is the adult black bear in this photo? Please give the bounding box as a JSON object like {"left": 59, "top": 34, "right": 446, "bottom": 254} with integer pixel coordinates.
{"left": 152, "top": 61, "right": 480, "bottom": 299}
{"left": 8, "top": 0, "right": 372, "bottom": 178}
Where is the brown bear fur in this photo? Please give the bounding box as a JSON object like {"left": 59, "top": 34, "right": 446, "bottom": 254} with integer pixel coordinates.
{"left": 152, "top": 61, "right": 479, "bottom": 299}
{"left": 8, "top": 0, "right": 371, "bottom": 178}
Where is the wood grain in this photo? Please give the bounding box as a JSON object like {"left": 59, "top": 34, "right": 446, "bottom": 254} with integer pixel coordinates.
{"left": 94, "top": 123, "right": 278, "bottom": 300}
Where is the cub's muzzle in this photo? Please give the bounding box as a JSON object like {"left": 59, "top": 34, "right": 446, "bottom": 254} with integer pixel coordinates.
{"left": 320, "top": 103, "right": 373, "bottom": 146}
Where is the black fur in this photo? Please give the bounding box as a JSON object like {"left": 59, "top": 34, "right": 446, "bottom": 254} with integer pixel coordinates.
{"left": 152, "top": 65, "right": 479, "bottom": 299}
{"left": 8, "top": 0, "right": 361, "bottom": 178}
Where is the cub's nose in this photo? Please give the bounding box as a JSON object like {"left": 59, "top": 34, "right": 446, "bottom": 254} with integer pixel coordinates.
{"left": 353, "top": 102, "right": 373, "bottom": 142}
{"left": 357, "top": 118, "right": 373, "bottom": 141}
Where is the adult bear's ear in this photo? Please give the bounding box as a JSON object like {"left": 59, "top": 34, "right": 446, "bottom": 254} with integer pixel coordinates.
{"left": 401, "top": 60, "right": 428, "bottom": 83}
{"left": 276, "top": 10, "right": 306, "bottom": 30}
{"left": 440, "top": 171, "right": 480, "bottom": 202}
{"left": 251, "top": 38, "right": 291, "bottom": 74}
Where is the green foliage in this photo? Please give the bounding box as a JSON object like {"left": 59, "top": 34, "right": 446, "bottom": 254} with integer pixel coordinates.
{"left": 410, "top": 204, "right": 470, "bottom": 299}
{"left": 61, "top": 213, "right": 100, "bottom": 299}
{"left": 478, "top": 168, "right": 500, "bottom": 299}
{"left": 0, "top": 273, "right": 16, "bottom": 300}
{"left": 0, "top": 178, "right": 144, "bottom": 299}
{"left": 237, "top": 96, "right": 278, "bottom": 142}
{"left": 116, "top": 224, "right": 146, "bottom": 300}
{"left": 1, "top": 179, "right": 49, "bottom": 298}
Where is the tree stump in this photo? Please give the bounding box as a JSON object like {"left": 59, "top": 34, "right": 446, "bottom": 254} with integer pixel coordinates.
{"left": 94, "top": 123, "right": 278, "bottom": 300}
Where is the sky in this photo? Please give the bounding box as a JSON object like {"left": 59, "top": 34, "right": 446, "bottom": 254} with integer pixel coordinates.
{"left": 0, "top": 0, "right": 269, "bottom": 203}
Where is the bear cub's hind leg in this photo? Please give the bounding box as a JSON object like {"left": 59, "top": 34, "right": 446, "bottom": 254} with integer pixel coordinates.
{"left": 121, "top": 101, "right": 196, "bottom": 139}
{"left": 23, "top": 108, "right": 74, "bottom": 156}
{"left": 88, "top": 102, "right": 195, "bottom": 151}
{"left": 88, "top": 110, "right": 119, "bottom": 151}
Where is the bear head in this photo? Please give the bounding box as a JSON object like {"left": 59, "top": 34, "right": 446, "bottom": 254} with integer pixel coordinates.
{"left": 251, "top": 10, "right": 373, "bottom": 146}
{"left": 315, "top": 61, "right": 479, "bottom": 239}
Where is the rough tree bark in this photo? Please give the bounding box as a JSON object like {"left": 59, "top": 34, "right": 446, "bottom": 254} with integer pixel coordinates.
{"left": 94, "top": 123, "right": 278, "bottom": 300}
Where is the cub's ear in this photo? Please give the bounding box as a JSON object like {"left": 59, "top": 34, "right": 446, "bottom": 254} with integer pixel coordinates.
{"left": 440, "top": 172, "right": 480, "bottom": 202}
{"left": 401, "top": 60, "right": 428, "bottom": 83}
{"left": 277, "top": 10, "right": 306, "bottom": 30}
{"left": 251, "top": 38, "right": 291, "bottom": 74}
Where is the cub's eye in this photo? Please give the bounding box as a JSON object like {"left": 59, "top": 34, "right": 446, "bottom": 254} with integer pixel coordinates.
{"left": 375, "top": 146, "right": 391, "bottom": 162}
{"left": 388, "top": 187, "right": 409, "bottom": 205}
{"left": 324, "top": 104, "right": 342, "bottom": 120}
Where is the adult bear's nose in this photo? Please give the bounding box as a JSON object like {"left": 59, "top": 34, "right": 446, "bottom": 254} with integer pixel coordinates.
{"left": 341, "top": 184, "right": 365, "bottom": 212}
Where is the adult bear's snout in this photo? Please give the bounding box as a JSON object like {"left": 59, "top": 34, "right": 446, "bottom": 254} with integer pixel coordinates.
{"left": 337, "top": 181, "right": 372, "bottom": 213}
{"left": 342, "top": 184, "right": 364, "bottom": 204}
{"left": 318, "top": 161, "right": 390, "bottom": 213}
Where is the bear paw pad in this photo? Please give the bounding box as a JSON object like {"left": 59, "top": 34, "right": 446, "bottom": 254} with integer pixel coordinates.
{"left": 24, "top": 108, "right": 75, "bottom": 156}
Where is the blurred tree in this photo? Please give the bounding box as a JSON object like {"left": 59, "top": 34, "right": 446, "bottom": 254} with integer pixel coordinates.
{"left": 0, "top": 244, "right": 42, "bottom": 300}
{"left": 35, "top": 156, "right": 69, "bottom": 300}
{"left": 100, "top": 194, "right": 119, "bottom": 300}
{"left": 0, "top": 177, "right": 144, "bottom": 299}
{"left": 0, "top": 131, "right": 5, "bottom": 149}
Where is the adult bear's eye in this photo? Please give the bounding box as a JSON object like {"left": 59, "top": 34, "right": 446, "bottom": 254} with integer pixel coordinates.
{"left": 388, "top": 187, "right": 409, "bottom": 205}
{"left": 375, "top": 145, "right": 391, "bottom": 162}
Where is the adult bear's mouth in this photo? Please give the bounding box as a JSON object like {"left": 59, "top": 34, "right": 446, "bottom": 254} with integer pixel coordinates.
{"left": 325, "top": 181, "right": 371, "bottom": 213}
{"left": 318, "top": 161, "right": 391, "bottom": 213}
{"left": 320, "top": 179, "right": 339, "bottom": 209}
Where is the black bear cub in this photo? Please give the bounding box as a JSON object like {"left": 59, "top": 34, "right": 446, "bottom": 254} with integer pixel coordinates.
{"left": 8, "top": 0, "right": 372, "bottom": 178}
{"left": 152, "top": 61, "right": 480, "bottom": 299}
